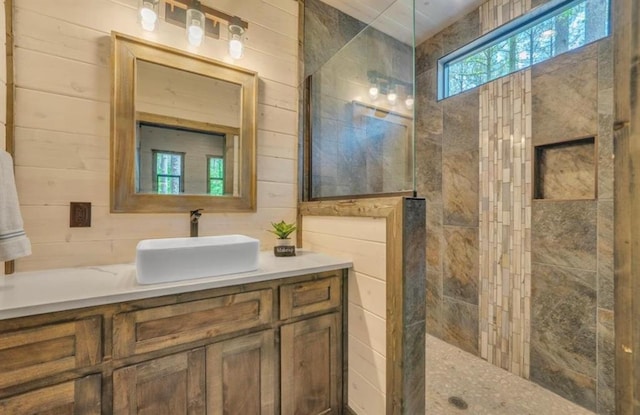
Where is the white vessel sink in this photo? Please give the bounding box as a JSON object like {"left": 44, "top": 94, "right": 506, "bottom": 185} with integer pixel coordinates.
{"left": 136, "top": 235, "right": 260, "bottom": 284}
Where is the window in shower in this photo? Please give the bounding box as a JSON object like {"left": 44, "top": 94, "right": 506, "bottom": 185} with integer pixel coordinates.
{"left": 438, "top": 0, "right": 610, "bottom": 99}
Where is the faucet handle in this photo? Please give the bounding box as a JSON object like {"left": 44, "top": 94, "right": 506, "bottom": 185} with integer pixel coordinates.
{"left": 190, "top": 208, "right": 203, "bottom": 221}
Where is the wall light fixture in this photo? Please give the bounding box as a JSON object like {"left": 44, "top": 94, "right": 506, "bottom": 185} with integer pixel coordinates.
{"left": 228, "top": 17, "right": 245, "bottom": 59}
{"left": 186, "top": 1, "right": 205, "bottom": 46}
{"left": 367, "top": 71, "right": 413, "bottom": 109}
{"left": 139, "top": 0, "right": 160, "bottom": 32}
{"left": 155, "top": 0, "right": 250, "bottom": 57}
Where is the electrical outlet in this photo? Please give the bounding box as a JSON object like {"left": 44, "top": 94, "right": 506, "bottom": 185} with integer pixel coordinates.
{"left": 70, "top": 202, "right": 91, "bottom": 227}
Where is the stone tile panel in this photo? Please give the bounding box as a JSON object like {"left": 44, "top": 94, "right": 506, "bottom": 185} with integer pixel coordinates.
{"left": 597, "top": 201, "right": 614, "bottom": 310}
{"left": 443, "top": 89, "right": 480, "bottom": 153}
{"left": 443, "top": 151, "right": 479, "bottom": 226}
{"left": 531, "top": 45, "right": 598, "bottom": 146}
{"left": 531, "top": 200, "right": 597, "bottom": 270}
{"left": 530, "top": 262, "right": 597, "bottom": 410}
{"left": 444, "top": 226, "right": 479, "bottom": 304}
{"left": 442, "top": 297, "right": 479, "bottom": 355}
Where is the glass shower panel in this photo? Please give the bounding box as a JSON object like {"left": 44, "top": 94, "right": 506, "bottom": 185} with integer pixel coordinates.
{"left": 309, "top": 0, "right": 415, "bottom": 199}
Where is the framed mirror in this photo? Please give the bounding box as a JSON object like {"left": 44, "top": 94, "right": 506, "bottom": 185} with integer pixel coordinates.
{"left": 111, "top": 32, "right": 257, "bottom": 213}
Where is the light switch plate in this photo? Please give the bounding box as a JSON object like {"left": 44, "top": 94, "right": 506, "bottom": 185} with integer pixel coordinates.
{"left": 70, "top": 202, "right": 91, "bottom": 227}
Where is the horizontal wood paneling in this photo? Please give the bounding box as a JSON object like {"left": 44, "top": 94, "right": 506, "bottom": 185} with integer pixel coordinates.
{"left": 302, "top": 215, "right": 387, "bottom": 243}
{"left": 348, "top": 302, "right": 386, "bottom": 357}
{"left": 302, "top": 215, "right": 387, "bottom": 411}
{"left": 349, "top": 271, "right": 385, "bottom": 319}
{"left": 348, "top": 334, "right": 386, "bottom": 393}
{"left": 348, "top": 369, "right": 386, "bottom": 415}
{"left": 14, "top": 48, "right": 110, "bottom": 102}
{"left": 257, "top": 130, "right": 297, "bottom": 160}
{"left": 11, "top": 0, "right": 299, "bottom": 271}
{"left": 14, "top": 127, "right": 107, "bottom": 170}
{"left": 20, "top": 205, "right": 296, "bottom": 243}
{"left": 302, "top": 230, "right": 386, "bottom": 281}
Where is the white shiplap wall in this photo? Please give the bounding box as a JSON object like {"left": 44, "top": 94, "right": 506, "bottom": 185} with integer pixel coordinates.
{"left": 11, "top": 0, "right": 298, "bottom": 271}
{"left": 302, "top": 216, "right": 387, "bottom": 415}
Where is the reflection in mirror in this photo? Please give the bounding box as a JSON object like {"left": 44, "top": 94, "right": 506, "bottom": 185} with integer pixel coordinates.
{"left": 111, "top": 32, "right": 257, "bottom": 213}
{"left": 135, "top": 60, "right": 242, "bottom": 196}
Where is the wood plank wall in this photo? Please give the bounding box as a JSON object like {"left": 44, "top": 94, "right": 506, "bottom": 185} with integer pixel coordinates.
{"left": 613, "top": 0, "right": 639, "bottom": 411}
{"left": 302, "top": 215, "right": 388, "bottom": 415}
{"left": 1, "top": 0, "right": 7, "bottom": 276}
{"left": 8, "top": 0, "right": 299, "bottom": 271}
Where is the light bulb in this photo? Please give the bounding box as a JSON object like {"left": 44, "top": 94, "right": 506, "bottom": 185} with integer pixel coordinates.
{"left": 228, "top": 20, "right": 246, "bottom": 59}
{"left": 405, "top": 95, "right": 414, "bottom": 109}
{"left": 229, "top": 36, "right": 244, "bottom": 59}
{"left": 139, "top": 0, "right": 158, "bottom": 32}
{"left": 387, "top": 90, "right": 397, "bottom": 105}
{"left": 369, "top": 85, "right": 379, "bottom": 100}
{"left": 186, "top": 8, "right": 205, "bottom": 47}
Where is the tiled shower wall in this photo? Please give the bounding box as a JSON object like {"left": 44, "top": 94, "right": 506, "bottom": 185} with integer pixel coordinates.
{"left": 478, "top": 0, "right": 533, "bottom": 381}
{"left": 416, "top": 0, "right": 615, "bottom": 413}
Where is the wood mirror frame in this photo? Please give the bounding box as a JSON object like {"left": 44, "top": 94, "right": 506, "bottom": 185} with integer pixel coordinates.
{"left": 110, "top": 32, "right": 257, "bottom": 213}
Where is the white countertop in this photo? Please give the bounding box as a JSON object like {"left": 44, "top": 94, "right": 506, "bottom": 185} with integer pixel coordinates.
{"left": 0, "top": 250, "right": 352, "bottom": 320}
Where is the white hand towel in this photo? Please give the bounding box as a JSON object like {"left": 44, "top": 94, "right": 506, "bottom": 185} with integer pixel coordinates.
{"left": 0, "top": 150, "right": 31, "bottom": 262}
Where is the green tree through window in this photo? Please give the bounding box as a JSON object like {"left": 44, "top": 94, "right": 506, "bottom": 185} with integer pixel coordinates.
{"left": 208, "top": 156, "right": 224, "bottom": 195}
{"left": 440, "top": 0, "right": 609, "bottom": 98}
{"left": 153, "top": 150, "right": 184, "bottom": 194}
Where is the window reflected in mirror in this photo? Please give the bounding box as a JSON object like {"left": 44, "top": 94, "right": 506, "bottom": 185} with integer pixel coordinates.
{"left": 136, "top": 120, "right": 238, "bottom": 196}
{"left": 152, "top": 149, "right": 184, "bottom": 194}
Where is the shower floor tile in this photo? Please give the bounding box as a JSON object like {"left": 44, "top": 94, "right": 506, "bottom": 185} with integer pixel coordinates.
{"left": 426, "top": 335, "right": 595, "bottom": 414}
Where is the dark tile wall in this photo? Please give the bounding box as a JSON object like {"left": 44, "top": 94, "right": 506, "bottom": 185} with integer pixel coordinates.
{"left": 303, "top": 0, "right": 366, "bottom": 79}
{"left": 304, "top": 0, "right": 413, "bottom": 199}
{"left": 416, "top": 6, "right": 614, "bottom": 415}
{"left": 531, "top": 41, "right": 615, "bottom": 415}
{"left": 415, "top": 10, "right": 481, "bottom": 356}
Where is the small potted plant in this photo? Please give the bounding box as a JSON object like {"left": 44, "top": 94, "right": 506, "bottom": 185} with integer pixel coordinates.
{"left": 269, "top": 220, "right": 297, "bottom": 257}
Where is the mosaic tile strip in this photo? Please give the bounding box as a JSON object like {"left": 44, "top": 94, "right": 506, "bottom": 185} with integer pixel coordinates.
{"left": 478, "top": 0, "right": 532, "bottom": 378}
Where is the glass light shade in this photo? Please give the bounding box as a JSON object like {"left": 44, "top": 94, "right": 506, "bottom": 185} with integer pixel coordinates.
{"left": 405, "top": 95, "right": 414, "bottom": 109}
{"left": 369, "top": 85, "right": 379, "bottom": 100}
{"left": 139, "top": 0, "right": 159, "bottom": 32}
{"left": 387, "top": 88, "right": 398, "bottom": 105}
{"left": 228, "top": 24, "right": 245, "bottom": 59}
{"left": 186, "top": 8, "right": 205, "bottom": 47}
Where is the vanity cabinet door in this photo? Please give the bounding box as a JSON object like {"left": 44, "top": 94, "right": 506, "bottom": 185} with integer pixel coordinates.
{"left": 206, "top": 330, "right": 275, "bottom": 415}
{"left": 113, "top": 289, "right": 272, "bottom": 358}
{"left": 281, "top": 313, "right": 341, "bottom": 415}
{"left": 0, "top": 374, "right": 101, "bottom": 414}
{"left": 113, "top": 348, "right": 206, "bottom": 415}
{"left": 280, "top": 274, "right": 341, "bottom": 320}
{"left": 0, "top": 316, "right": 102, "bottom": 390}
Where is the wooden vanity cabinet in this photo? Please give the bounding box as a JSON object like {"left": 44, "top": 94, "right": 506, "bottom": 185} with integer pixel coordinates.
{"left": 113, "top": 348, "right": 207, "bottom": 414}
{"left": 281, "top": 313, "right": 341, "bottom": 415}
{"left": 0, "top": 269, "right": 346, "bottom": 415}
{"left": 0, "top": 374, "right": 102, "bottom": 415}
{"left": 206, "top": 330, "right": 276, "bottom": 414}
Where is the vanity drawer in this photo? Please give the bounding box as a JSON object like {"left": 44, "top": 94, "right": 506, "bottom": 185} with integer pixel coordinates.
{"left": 113, "top": 289, "right": 273, "bottom": 358}
{"left": 280, "top": 274, "right": 341, "bottom": 320}
{"left": 0, "top": 316, "right": 102, "bottom": 390}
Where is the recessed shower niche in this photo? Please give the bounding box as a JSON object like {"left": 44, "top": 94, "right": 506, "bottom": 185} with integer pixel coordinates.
{"left": 534, "top": 137, "right": 596, "bottom": 200}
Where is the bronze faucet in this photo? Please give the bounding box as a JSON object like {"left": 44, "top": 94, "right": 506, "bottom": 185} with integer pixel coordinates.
{"left": 190, "top": 209, "right": 203, "bottom": 237}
